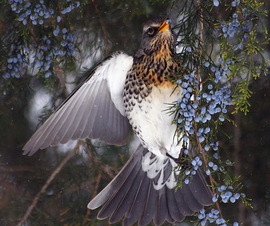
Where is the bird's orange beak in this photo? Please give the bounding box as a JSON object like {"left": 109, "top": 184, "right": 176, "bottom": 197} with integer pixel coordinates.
{"left": 157, "top": 19, "right": 171, "bottom": 32}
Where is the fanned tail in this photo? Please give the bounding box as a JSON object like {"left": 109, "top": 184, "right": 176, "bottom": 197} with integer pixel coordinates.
{"left": 88, "top": 144, "right": 213, "bottom": 226}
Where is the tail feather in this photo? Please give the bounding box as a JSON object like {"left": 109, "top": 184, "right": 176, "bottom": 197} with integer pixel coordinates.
{"left": 154, "top": 188, "right": 167, "bottom": 225}
{"left": 182, "top": 185, "right": 202, "bottom": 212}
{"left": 123, "top": 173, "right": 149, "bottom": 225}
{"left": 165, "top": 187, "right": 178, "bottom": 223}
{"left": 88, "top": 150, "right": 140, "bottom": 210}
{"left": 189, "top": 168, "right": 213, "bottom": 205}
{"left": 166, "top": 187, "right": 185, "bottom": 221}
{"left": 88, "top": 144, "right": 213, "bottom": 225}
{"left": 97, "top": 158, "right": 141, "bottom": 219}
{"left": 116, "top": 168, "right": 145, "bottom": 224}
{"left": 138, "top": 181, "right": 157, "bottom": 225}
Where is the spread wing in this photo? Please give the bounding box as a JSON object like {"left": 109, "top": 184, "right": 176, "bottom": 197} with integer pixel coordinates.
{"left": 23, "top": 51, "right": 133, "bottom": 156}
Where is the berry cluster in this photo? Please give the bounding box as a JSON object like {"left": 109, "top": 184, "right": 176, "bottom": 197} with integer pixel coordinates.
{"left": 61, "top": 1, "right": 80, "bottom": 14}
{"left": 204, "top": 141, "right": 218, "bottom": 152}
{"left": 208, "top": 161, "right": 218, "bottom": 171}
{"left": 198, "top": 208, "right": 226, "bottom": 225}
{"left": 30, "top": 28, "right": 76, "bottom": 78}
{"left": 10, "top": 0, "right": 54, "bottom": 25}
{"left": 31, "top": 35, "right": 54, "bottom": 78}
{"left": 175, "top": 0, "right": 264, "bottom": 225}
{"left": 177, "top": 63, "right": 232, "bottom": 142}
{"left": 175, "top": 3, "right": 251, "bottom": 221}
{"left": 4, "top": 0, "right": 79, "bottom": 78}
{"left": 53, "top": 26, "right": 77, "bottom": 56}
{"left": 198, "top": 207, "right": 240, "bottom": 226}
{"left": 3, "top": 44, "right": 28, "bottom": 78}
{"left": 176, "top": 72, "right": 199, "bottom": 137}
{"left": 219, "top": 2, "right": 255, "bottom": 52}
{"left": 212, "top": 185, "right": 244, "bottom": 204}
{"left": 221, "top": 19, "right": 240, "bottom": 38}
{"left": 175, "top": 59, "right": 232, "bottom": 188}
{"left": 182, "top": 156, "right": 203, "bottom": 184}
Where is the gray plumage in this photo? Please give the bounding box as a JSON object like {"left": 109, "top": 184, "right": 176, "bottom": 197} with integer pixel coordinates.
{"left": 23, "top": 52, "right": 132, "bottom": 156}
{"left": 88, "top": 144, "right": 213, "bottom": 226}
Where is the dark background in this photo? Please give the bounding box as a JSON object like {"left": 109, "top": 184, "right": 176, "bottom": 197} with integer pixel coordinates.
{"left": 0, "top": 0, "right": 270, "bottom": 225}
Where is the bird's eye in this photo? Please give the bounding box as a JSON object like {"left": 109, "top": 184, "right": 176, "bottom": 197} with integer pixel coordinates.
{"left": 147, "top": 27, "right": 156, "bottom": 36}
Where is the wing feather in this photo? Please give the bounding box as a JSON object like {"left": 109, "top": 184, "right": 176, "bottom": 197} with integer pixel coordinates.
{"left": 23, "top": 52, "right": 133, "bottom": 155}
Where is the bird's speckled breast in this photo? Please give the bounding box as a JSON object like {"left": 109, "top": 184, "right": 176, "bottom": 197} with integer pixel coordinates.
{"left": 123, "top": 49, "right": 180, "bottom": 109}
{"left": 123, "top": 52, "right": 182, "bottom": 157}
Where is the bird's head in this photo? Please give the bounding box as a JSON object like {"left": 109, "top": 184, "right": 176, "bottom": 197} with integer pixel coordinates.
{"left": 136, "top": 17, "right": 175, "bottom": 58}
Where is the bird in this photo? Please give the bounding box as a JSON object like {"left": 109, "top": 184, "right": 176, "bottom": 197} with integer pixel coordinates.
{"left": 23, "top": 17, "right": 213, "bottom": 225}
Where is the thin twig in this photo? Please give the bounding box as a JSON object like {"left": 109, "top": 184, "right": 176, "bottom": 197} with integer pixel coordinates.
{"left": 82, "top": 141, "right": 118, "bottom": 179}
{"left": 83, "top": 171, "right": 102, "bottom": 225}
{"left": 17, "top": 141, "right": 81, "bottom": 226}
{"left": 91, "top": 0, "right": 110, "bottom": 55}
{"left": 55, "top": 68, "right": 69, "bottom": 98}
{"left": 80, "top": 141, "right": 118, "bottom": 224}
{"left": 196, "top": 0, "right": 223, "bottom": 217}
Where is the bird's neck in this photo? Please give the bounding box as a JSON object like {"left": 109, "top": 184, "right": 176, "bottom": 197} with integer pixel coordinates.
{"left": 132, "top": 45, "right": 179, "bottom": 86}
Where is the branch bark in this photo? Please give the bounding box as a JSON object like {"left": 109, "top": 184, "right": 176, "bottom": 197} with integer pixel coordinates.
{"left": 17, "top": 141, "right": 81, "bottom": 226}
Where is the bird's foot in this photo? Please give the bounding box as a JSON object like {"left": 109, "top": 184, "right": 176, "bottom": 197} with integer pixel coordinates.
{"left": 166, "top": 152, "right": 183, "bottom": 164}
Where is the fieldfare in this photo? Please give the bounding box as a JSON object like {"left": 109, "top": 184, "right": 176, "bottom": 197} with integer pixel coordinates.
{"left": 23, "top": 17, "right": 213, "bottom": 225}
